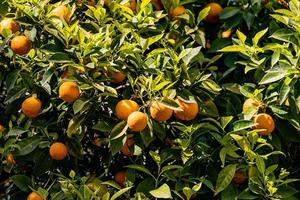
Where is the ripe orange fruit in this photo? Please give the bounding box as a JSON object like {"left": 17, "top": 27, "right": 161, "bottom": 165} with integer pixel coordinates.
{"left": 0, "top": 124, "right": 5, "bottom": 132}
{"left": 120, "top": 134, "right": 135, "bottom": 156}
{"left": 127, "top": 111, "right": 148, "bottom": 132}
{"left": 27, "top": 192, "right": 43, "bottom": 200}
{"left": 115, "top": 100, "right": 139, "bottom": 120}
{"left": 6, "top": 153, "right": 16, "bottom": 165}
{"left": 49, "top": 142, "right": 68, "bottom": 160}
{"left": 126, "top": 0, "right": 137, "bottom": 12}
{"left": 174, "top": 98, "right": 198, "bottom": 121}
{"left": 59, "top": 81, "right": 80, "bottom": 103}
{"left": 205, "top": 39, "right": 211, "bottom": 49}
{"left": 109, "top": 71, "right": 126, "bottom": 83}
{"left": 232, "top": 170, "right": 248, "bottom": 184}
{"left": 0, "top": 18, "right": 20, "bottom": 35}
{"left": 253, "top": 113, "right": 275, "bottom": 136}
{"left": 150, "top": 101, "right": 173, "bottom": 122}
{"left": 10, "top": 35, "right": 32, "bottom": 55}
{"left": 151, "top": 0, "right": 163, "bottom": 10}
{"left": 242, "top": 98, "right": 261, "bottom": 112}
{"left": 171, "top": 6, "right": 185, "bottom": 17}
{"left": 204, "top": 2, "right": 223, "bottom": 23}
{"left": 115, "top": 171, "right": 126, "bottom": 187}
{"left": 21, "top": 96, "right": 42, "bottom": 118}
{"left": 50, "top": 5, "right": 71, "bottom": 23}
{"left": 221, "top": 29, "right": 232, "bottom": 38}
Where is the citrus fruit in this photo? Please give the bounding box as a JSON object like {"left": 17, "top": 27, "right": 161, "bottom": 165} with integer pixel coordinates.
{"left": 27, "top": 192, "right": 43, "bottom": 200}
{"left": 0, "top": 124, "right": 5, "bottom": 132}
{"left": 204, "top": 3, "right": 223, "bottom": 23}
{"left": 253, "top": 113, "right": 275, "bottom": 135}
{"left": 151, "top": 0, "right": 163, "bottom": 10}
{"left": 150, "top": 101, "right": 173, "bottom": 122}
{"left": 109, "top": 71, "right": 126, "bottom": 83}
{"left": 242, "top": 98, "right": 261, "bottom": 113}
{"left": 6, "top": 153, "right": 16, "bottom": 165}
{"left": 49, "top": 142, "right": 68, "bottom": 160}
{"left": 115, "top": 100, "right": 139, "bottom": 120}
{"left": 120, "top": 134, "right": 135, "bottom": 156}
{"left": 59, "top": 81, "right": 80, "bottom": 103}
{"left": 174, "top": 98, "right": 198, "bottom": 121}
{"left": 21, "top": 96, "right": 42, "bottom": 118}
{"left": 115, "top": 171, "right": 126, "bottom": 187}
{"left": 50, "top": 5, "right": 70, "bottom": 23}
{"left": 10, "top": 35, "right": 32, "bottom": 55}
{"left": 232, "top": 170, "right": 248, "bottom": 184}
{"left": 0, "top": 18, "right": 20, "bottom": 35}
{"left": 127, "top": 111, "right": 148, "bottom": 132}
{"left": 221, "top": 29, "right": 232, "bottom": 38}
{"left": 172, "top": 6, "right": 185, "bottom": 17}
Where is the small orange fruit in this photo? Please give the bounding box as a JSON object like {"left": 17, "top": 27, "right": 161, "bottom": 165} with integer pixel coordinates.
{"left": 150, "top": 101, "right": 173, "bottom": 122}
{"left": 27, "top": 191, "right": 43, "bottom": 200}
{"left": 0, "top": 18, "right": 20, "bottom": 35}
{"left": 125, "top": 0, "right": 137, "bottom": 12}
{"left": 115, "top": 171, "right": 126, "bottom": 187}
{"left": 59, "top": 81, "right": 80, "bottom": 103}
{"left": 221, "top": 29, "right": 232, "bottom": 38}
{"left": 10, "top": 35, "right": 32, "bottom": 55}
{"left": 204, "top": 3, "right": 223, "bottom": 23}
{"left": 6, "top": 153, "right": 16, "bottom": 165}
{"left": 151, "top": 0, "right": 163, "bottom": 10}
{"left": 284, "top": 99, "right": 289, "bottom": 106}
{"left": 0, "top": 124, "right": 5, "bottom": 132}
{"left": 232, "top": 170, "right": 248, "bottom": 185}
{"left": 110, "top": 71, "right": 126, "bottom": 83}
{"left": 174, "top": 98, "right": 198, "bottom": 121}
{"left": 205, "top": 39, "right": 211, "bottom": 49}
{"left": 115, "top": 100, "right": 139, "bottom": 120}
{"left": 172, "top": 6, "right": 185, "bottom": 17}
{"left": 253, "top": 113, "right": 275, "bottom": 136}
{"left": 120, "top": 134, "right": 135, "bottom": 156}
{"left": 49, "top": 142, "right": 68, "bottom": 160}
{"left": 21, "top": 96, "right": 42, "bottom": 118}
{"left": 242, "top": 98, "right": 261, "bottom": 113}
{"left": 50, "top": 5, "right": 71, "bottom": 23}
{"left": 127, "top": 111, "right": 148, "bottom": 132}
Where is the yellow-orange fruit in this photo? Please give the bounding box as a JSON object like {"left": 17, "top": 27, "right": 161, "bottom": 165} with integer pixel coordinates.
{"left": 6, "top": 153, "right": 16, "bottom": 165}
{"left": 243, "top": 98, "right": 261, "bottom": 112}
{"left": 221, "top": 29, "right": 232, "bottom": 38}
{"left": 120, "top": 134, "right": 135, "bottom": 156}
{"left": 115, "top": 171, "right": 126, "bottom": 187}
{"left": 59, "top": 81, "right": 80, "bottom": 103}
{"left": 49, "top": 142, "right": 68, "bottom": 160}
{"left": 27, "top": 192, "right": 43, "bottom": 200}
{"left": 127, "top": 111, "right": 147, "bottom": 132}
{"left": 50, "top": 5, "right": 71, "bottom": 23}
{"left": 204, "top": 3, "right": 223, "bottom": 23}
{"left": 253, "top": 113, "right": 275, "bottom": 136}
{"left": 150, "top": 101, "right": 173, "bottom": 122}
{"left": 126, "top": 0, "right": 137, "bottom": 12}
{"left": 151, "top": 0, "right": 163, "bottom": 10}
{"left": 10, "top": 35, "right": 32, "bottom": 55}
{"left": 174, "top": 98, "right": 198, "bottom": 121}
{"left": 110, "top": 71, "right": 126, "bottom": 83}
{"left": 0, "top": 18, "right": 20, "bottom": 35}
{"left": 0, "top": 124, "right": 5, "bottom": 132}
{"left": 232, "top": 170, "right": 248, "bottom": 184}
{"left": 21, "top": 96, "right": 42, "bottom": 118}
{"left": 172, "top": 6, "right": 185, "bottom": 17}
{"left": 205, "top": 40, "right": 211, "bottom": 49}
{"left": 115, "top": 100, "right": 139, "bottom": 120}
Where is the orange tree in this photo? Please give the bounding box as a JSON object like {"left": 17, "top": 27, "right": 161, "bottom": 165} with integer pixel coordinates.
{"left": 0, "top": 0, "right": 300, "bottom": 199}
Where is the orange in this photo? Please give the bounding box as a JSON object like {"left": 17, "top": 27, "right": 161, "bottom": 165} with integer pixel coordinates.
{"left": 253, "top": 113, "right": 275, "bottom": 136}
{"left": 174, "top": 98, "right": 198, "bottom": 121}
{"left": 127, "top": 111, "right": 148, "bottom": 132}
{"left": 109, "top": 71, "right": 126, "bottom": 83}
{"left": 151, "top": 0, "right": 163, "bottom": 10}
{"left": 49, "top": 142, "right": 68, "bottom": 160}
{"left": 242, "top": 98, "right": 261, "bottom": 113}
{"left": 171, "top": 6, "right": 185, "bottom": 17}
{"left": 27, "top": 192, "right": 43, "bottom": 200}
{"left": 50, "top": 5, "right": 71, "bottom": 23}
{"left": 205, "top": 39, "right": 211, "bottom": 49}
{"left": 221, "top": 29, "right": 232, "bottom": 38}
{"left": 126, "top": 0, "right": 137, "bottom": 12}
{"left": 21, "top": 96, "right": 42, "bottom": 118}
{"left": 120, "top": 134, "right": 135, "bottom": 156}
{"left": 204, "top": 3, "right": 223, "bottom": 23}
{"left": 284, "top": 99, "right": 289, "bottom": 106}
{"left": 10, "top": 35, "right": 32, "bottom": 55}
{"left": 115, "top": 100, "right": 139, "bottom": 120}
{"left": 115, "top": 171, "right": 126, "bottom": 187}
{"left": 0, "top": 18, "right": 20, "bottom": 35}
{"left": 232, "top": 170, "right": 248, "bottom": 184}
{"left": 150, "top": 101, "right": 173, "bottom": 122}
{"left": 0, "top": 124, "right": 5, "bottom": 132}
{"left": 59, "top": 81, "right": 80, "bottom": 103}
{"left": 6, "top": 153, "right": 16, "bottom": 165}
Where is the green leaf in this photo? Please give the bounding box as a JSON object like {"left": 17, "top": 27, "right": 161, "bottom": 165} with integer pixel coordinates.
{"left": 149, "top": 151, "right": 161, "bottom": 166}
{"left": 252, "top": 28, "right": 268, "bottom": 47}
{"left": 67, "top": 115, "right": 85, "bottom": 137}
{"left": 161, "top": 165, "right": 183, "bottom": 173}
{"left": 110, "top": 186, "right": 132, "bottom": 200}
{"left": 110, "top": 121, "right": 128, "bottom": 140}
{"left": 236, "top": 30, "right": 247, "bottom": 44}
{"left": 15, "top": 137, "right": 43, "bottom": 156}
{"left": 73, "top": 99, "right": 90, "bottom": 114}
{"left": 232, "top": 120, "right": 255, "bottom": 131}
{"left": 214, "top": 164, "right": 237, "bottom": 196}
{"left": 10, "top": 175, "right": 31, "bottom": 192}
{"left": 197, "top": 7, "right": 210, "bottom": 24}
{"left": 48, "top": 53, "right": 73, "bottom": 63}
{"left": 255, "top": 156, "right": 265, "bottom": 174}
{"left": 218, "top": 45, "right": 248, "bottom": 53}
{"left": 219, "top": 7, "right": 240, "bottom": 19}
{"left": 140, "top": 0, "right": 151, "bottom": 10}
{"left": 179, "top": 47, "right": 202, "bottom": 65}
{"left": 125, "top": 165, "right": 155, "bottom": 179}
{"left": 150, "top": 183, "right": 172, "bottom": 199}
